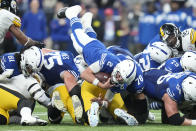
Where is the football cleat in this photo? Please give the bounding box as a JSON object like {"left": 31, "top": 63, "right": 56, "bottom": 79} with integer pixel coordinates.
{"left": 21, "top": 116, "right": 48, "bottom": 126}
{"left": 72, "top": 95, "right": 83, "bottom": 123}
{"left": 57, "top": 7, "right": 68, "bottom": 18}
{"left": 114, "top": 108, "right": 138, "bottom": 126}
{"left": 57, "top": 5, "right": 82, "bottom": 19}
{"left": 88, "top": 102, "right": 99, "bottom": 127}
{"left": 52, "top": 91, "right": 67, "bottom": 112}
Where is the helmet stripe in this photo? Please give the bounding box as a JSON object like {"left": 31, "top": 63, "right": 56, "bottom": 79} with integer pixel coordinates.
{"left": 151, "top": 44, "right": 167, "bottom": 55}
{"left": 160, "top": 27, "right": 165, "bottom": 37}
{"left": 37, "top": 49, "right": 43, "bottom": 69}
{"left": 187, "top": 50, "right": 196, "bottom": 55}
{"left": 126, "top": 61, "right": 136, "bottom": 79}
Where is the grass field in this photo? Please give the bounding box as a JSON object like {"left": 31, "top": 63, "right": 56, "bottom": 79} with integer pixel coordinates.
{"left": 0, "top": 104, "right": 196, "bottom": 131}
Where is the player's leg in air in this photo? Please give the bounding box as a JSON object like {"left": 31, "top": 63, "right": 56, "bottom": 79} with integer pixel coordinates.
{"left": 57, "top": 5, "right": 98, "bottom": 55}
{"left": 0, "top": 86, "right": 47, "bottom": 125}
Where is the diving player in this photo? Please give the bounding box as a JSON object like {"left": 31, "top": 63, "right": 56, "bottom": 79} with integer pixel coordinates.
{"left": 0, "top": 0, "right": 44, "bottom": 47}
{"left": 57, "top": 5, "right": 136, "bottom": 89}
{"left": 143, "top": 69, "right": 196, "bottom": 126}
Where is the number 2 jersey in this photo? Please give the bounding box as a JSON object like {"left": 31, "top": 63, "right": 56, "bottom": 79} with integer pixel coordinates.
{"left": 143, "top": 69, "right": 196, "bottom": 104}
{"left": 40, "top": 51, "right": 80, "bottom": 86}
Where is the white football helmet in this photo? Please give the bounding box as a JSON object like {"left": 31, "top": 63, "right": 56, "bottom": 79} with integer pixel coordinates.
{"left": 111, "top": 59, "right": 136, "bottom": 85}
{"left": 147, "top": 42, "right": 172, "bottom": 63}
{"left": 20, "top": 46, "right": 44, "bottom": 76}
{"left": 180, "top": 51, "right": 196, "bottom": 73}
{"left": 182, "top": 76, "right": 196, "bottom": 101}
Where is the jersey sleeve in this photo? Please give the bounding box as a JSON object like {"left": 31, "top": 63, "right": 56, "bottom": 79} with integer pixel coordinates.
{"left": 166, "top": 79, "right": 184, "bottom": 103}
{"left": 163, "top": 58, "right": 183, "bottom": 73}
{"left": 2, "top": 9, "right": 21, "bottom": 28}
{"left": 61, "top": 51, "right": 80, "bottom": 79}
{"left": 127, "top": 64, "right": 144, "bottom": 93}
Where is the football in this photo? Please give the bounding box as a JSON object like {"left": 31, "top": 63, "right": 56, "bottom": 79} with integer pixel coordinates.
{"left": 94, "top": 72, "right": 111, "bottom": 83}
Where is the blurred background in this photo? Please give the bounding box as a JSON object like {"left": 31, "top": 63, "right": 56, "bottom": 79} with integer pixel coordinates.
{"left": 1, "top": 0, "right": 196, "bottom": 56}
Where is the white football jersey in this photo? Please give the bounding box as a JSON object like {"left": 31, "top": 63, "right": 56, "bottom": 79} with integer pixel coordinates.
{"left": 0, "top": 9, "right": 21, "bottom": 43}
{"left": 181, "top": 28, "right": 196, "bottom": 51}
{"left": 0, "top": 74, "right": 39, "bottom": 99}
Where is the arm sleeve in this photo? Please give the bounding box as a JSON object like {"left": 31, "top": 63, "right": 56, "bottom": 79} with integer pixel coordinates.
{"left": 89, "top": 61, "right": 102, "bottom": 73}
{"left": 28, "top": 81, "right": 51, "bottom": 107}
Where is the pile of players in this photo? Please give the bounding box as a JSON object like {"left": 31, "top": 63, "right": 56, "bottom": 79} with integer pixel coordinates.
{"left": 1, "top": 1, "right": 196, "bottom": 127}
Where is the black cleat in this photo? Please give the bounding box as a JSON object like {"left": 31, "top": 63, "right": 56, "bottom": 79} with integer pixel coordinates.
{"left": 57, "top": 7, "right": 68, "bottom": 18}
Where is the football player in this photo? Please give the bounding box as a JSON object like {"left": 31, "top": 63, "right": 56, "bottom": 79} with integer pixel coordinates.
{"left": 146, "top": 23, "right": 196, "bottom": 57}
{"left": 57, "top": 5, "right": 136, "bottom": 89}
{"left": 20, "top": 46, "right": 85, "bottom": 124}
{"left": 143, "top": 69, "right": 196, "bottom": 126}
{"left": 0, "top": 0, "right": 44, "bottom": 47}
{"left": 0, "top": 47, "right": 66, "bottom": 125}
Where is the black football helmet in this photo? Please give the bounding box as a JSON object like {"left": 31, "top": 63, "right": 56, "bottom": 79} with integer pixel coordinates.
{"left": 160, "top": 23, "right": 181, "bottom": 49}
{"left": 0, "top": 0, "right": 17, "bottom": 14}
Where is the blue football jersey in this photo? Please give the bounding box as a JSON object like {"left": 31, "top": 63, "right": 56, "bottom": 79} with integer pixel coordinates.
{"left": 82, "top": 40, "right": 120, "bottom": 73}
{"left": 144, "top": 69, "right": 195, "bottom": 104}
{"left": 40, "top": 51, "right": 80, "bottom": 86}
{"left": 134, "top": 52, "right": 160, "bottom": 71}
{"left": 159, "top": 57, "right": 183, "bottom": 73}
{"left": 0, "top": 53, "right": 21, "bottom": 77}
{"left": 107, "top": 48, "right": 144, "bottom": 94}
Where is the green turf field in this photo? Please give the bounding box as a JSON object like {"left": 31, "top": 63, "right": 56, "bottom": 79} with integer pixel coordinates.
{"left": 0, "top": 104, "right": 196, "bottom": 131}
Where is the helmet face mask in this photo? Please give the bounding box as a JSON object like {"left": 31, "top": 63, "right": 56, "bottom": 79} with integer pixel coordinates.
{"left": 20, "top": 46, "right": 44, "bottom": 77}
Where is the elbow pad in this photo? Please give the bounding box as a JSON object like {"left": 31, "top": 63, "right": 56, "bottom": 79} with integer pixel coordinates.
{"left": 168, "top": 113, "right": 185, "bottom": 125}
{"left": 28, "top": 83, "right": 51, "bottom": 107}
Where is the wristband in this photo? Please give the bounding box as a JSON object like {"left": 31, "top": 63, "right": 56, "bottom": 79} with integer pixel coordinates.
{"left": 24, "top": 37, "right": 30, "bottom": 46}
{"left": 92, "top": 78, "right": 99, "bottom": 86}
{"left": 192, "top": 120, "right": 196, "bottom": 125}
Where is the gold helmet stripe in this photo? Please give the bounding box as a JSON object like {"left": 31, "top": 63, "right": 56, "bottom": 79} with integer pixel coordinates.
{"left": 190, "top": 29, "right": 196, "bottom": 44}
{"left": 160, "top": 27, "right": 165, "bottom": 37}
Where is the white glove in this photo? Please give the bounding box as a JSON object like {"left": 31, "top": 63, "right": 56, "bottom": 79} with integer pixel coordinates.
{"left": 0, "top": 69, "right": 14, "bottom": 81}
{"left": 51, "top": 91, "right": 67, "bottom": 112}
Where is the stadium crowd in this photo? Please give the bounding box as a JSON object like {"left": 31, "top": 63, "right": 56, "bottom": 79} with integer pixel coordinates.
{"left": 1, "top": 0, "right": 196, "bottom": 127}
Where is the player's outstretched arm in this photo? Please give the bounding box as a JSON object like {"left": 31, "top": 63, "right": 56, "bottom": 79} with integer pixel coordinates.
{"left": 9, "top": 25, "right": 45, "bottom": 48}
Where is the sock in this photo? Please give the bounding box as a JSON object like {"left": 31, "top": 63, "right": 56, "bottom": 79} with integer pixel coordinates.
{"left": 70, "top": 17, "right": 83, "bottom": 32}
{"left": 20, "top": 107, "right": 32, "bottom": 119}
{"left": 85, "top": 27, "right": 97, "bottom": 38}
